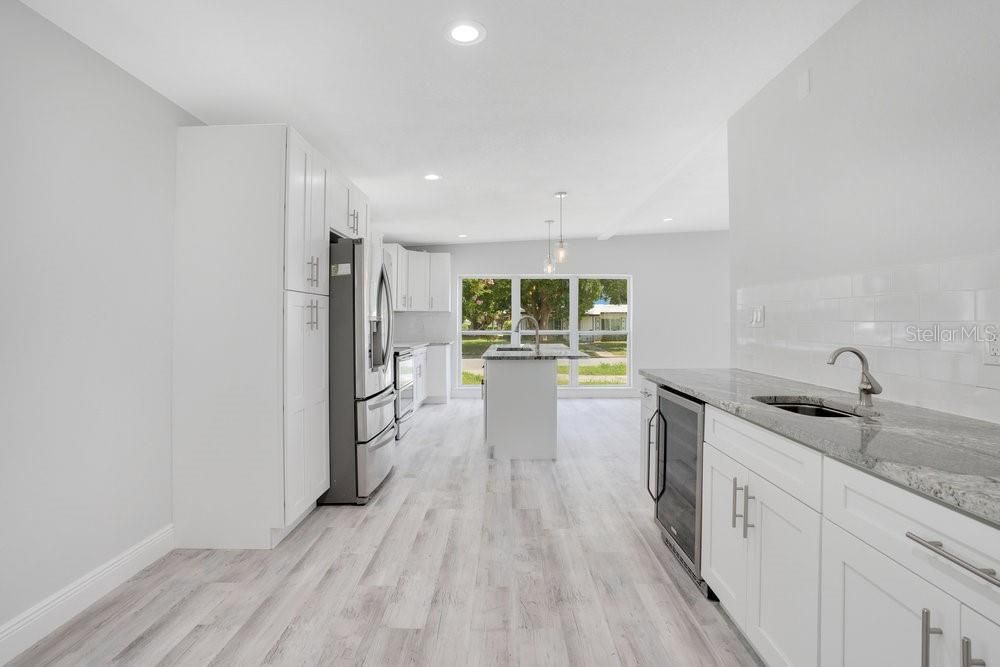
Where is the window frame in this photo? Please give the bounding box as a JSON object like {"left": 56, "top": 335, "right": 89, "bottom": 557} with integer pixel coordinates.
{"left": 455, "top": 273, "right": 632, "bottom": 396}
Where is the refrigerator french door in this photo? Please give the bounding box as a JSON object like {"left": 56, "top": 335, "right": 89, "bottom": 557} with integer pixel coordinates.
{"left": 647, "top": 387, "right": 706, "bottom": 584}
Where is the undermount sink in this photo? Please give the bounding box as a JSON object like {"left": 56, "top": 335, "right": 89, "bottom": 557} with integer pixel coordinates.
{"left": 752, "top": 396, "right": 860, "bottom": 418}
{"left": 495, "top": 345, "right": 535, "bottom": 352}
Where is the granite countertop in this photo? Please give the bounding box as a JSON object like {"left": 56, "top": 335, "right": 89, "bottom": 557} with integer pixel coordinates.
{"left": 482, "top": 344, "right": 589, "bottom": 361}
{"left": 394, "top": 341, "right": 453, "bottom": 349}
{"left": 639, "top": 368, "right": 1000, "bottom": 530}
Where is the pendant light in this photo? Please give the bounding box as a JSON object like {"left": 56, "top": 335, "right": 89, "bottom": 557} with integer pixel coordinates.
{"left": 543, "top": 220, "right": 555, "bottom": 274}
{"left": 555, "top": 191, "right": 568, "bottom": 263}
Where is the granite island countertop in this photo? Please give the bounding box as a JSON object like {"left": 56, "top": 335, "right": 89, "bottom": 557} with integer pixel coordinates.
{"left": 482, "top": 344, "right": 588, "bottom": 361}
{"left": 639, "top": 368, "right": 1000, "bottom": 530}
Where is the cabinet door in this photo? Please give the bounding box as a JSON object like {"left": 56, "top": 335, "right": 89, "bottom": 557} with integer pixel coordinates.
{"left": 306, "top": 297, "right": 329, "bottom": 498}
{"left": 407, "top": 251, "right": 430, "bottom": 311}
{"left": 413, "top": 350, "right": 427, "bottom": 407}
{"left": 310, "top": 157, "right": 330, "bottom": 295}
{"left": 395, "top": 247, "right": 409, "bottom": 310}
{"left": 745, "top": 472, "right": 821, "bottom": 667}
{"left": 327, "top": 172, "right": 351, "bottom": 239}
{"left": 961, "top": 606, "right": 1000, "bottom": 667}
{"left": 347, "top": 185, "right": 368, "bottom": 239}
{"left": 821, "top": 520, "right": 960, "bottom": 666}
{"left": 284, "top": 131, "right": 311, "bottom": 293}
{"left": 428, "top": 253, "right": 451, "bottom": 311}
{"left": 701, "top": 444, "right": 750, "bottom": 627}
{"left": 284, "top": 292, "right": 311, "bottom": 524}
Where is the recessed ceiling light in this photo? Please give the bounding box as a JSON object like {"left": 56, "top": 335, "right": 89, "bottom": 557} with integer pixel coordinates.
{"left": 663, "top": 217, "right": 674, "bottom": 222}
{"left": 457, "top": 234, "right": 468, "bottom": 238}
{"left": 424, "top": 173, "right": 442, "bottom": 181}
{"left": 448, "top": 21, "right": 486, "bottom": 45}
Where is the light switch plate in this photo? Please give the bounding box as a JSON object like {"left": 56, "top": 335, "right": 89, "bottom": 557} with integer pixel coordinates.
{"left": 749, "top": 305, "right": 766, "bottom": 328}
{"left": 986, "top": 335, "right": 1000, "bottom": 366}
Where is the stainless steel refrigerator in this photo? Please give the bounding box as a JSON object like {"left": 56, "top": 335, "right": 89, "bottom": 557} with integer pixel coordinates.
{"left": 320, "top": 234, "right": 396, "bottom": 504}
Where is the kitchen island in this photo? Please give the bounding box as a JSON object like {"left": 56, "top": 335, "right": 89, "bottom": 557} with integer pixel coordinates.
{"left": 482, "top": 344, "right": 587, "bottom": 459}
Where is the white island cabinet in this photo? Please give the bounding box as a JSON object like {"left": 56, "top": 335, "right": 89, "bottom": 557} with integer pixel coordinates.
{"left": 483, "top": 345, "right": 586, "bottom": 459}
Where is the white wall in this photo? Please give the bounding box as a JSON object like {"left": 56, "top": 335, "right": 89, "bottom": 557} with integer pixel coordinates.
{"left": 394, "top": 232, "right": 732, "bottom": 390}
{"left": 729, "top": 0, "right": 1000, "bottom": 422}
{"left": 0, "top": 0, "right": 197, "bottom": 645}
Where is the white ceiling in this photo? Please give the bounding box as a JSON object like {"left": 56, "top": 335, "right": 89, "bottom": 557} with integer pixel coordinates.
{"left": 21, "top": 0, "right": 859, "bottom": 244}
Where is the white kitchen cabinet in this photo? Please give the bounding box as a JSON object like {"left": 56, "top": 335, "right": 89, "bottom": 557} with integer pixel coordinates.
{"left": 326, "top": 172, "right": 351, "bottom": 239}
{"left": 423, "top": 343, "right": 451, "bottom": 403}
{"left": 821, "top": 519, "right": 960, "bottom": 666}
{"left": 384, "top": 243, "right": 409, "bottom": 311}
{"left": 413, "top": 346, "right": 428, "bottom": 408}
{"left": 284, "top": 129, "right": 329, "bottom": 296}
{"left": 744, "top": 470, "right": 821, "bottom": 667}
{"left": 961, "top": 606, "right": 1000, "bottom": 667}
{"left": 702, "top": 444, "right": 750, "bottom": 624}
{"left": 407, "top": 251, "right": 430, "bottom": 311}
{"left": 284, "top": 293, "right": 330, "bottom": 524}
{"left": 702, "top": 443, "right": 821, "bottom": 666}
{"left": 428, "top": 252, "right": 451, "bottom": 311}
{"left": 347, "top": 184, "right": 369, "bottom": 240}
{"left": 174, "top": 124, "right": 347, "bottom": 549}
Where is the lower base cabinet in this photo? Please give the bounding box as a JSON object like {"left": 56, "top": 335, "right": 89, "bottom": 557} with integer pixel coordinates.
{"left": 821, "top": 519, "right": 960, "bottom": 666}
{"left": 701, "top": 444, "right": 821, "bottom": 667}
{"left": 961, "top": 606, "right": 1000, "bottom": 667}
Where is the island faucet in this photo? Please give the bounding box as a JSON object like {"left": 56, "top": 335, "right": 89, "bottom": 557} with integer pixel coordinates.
{"left": 827, "top": 346, "right": 883, "bottom": 408}
{"left": 514, "top": 315, "right": 541, "bottom": 356}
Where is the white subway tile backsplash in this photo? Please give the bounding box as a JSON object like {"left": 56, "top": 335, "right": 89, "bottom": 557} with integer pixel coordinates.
{"left": 890, "top": 263, "right": 940, "bottom": 293}
{"left": 918, "top": 350, "right": 980, "bottom": 385}
{"left": 852, "top": 270, "right": 892, "bottom": 296}
{"left": 736, "top": 250, "right": 1000, "bottom": 423}
{"left": 976, "top": 289, "right": 1000, "bottom": 321}
{"left": 838, "top": 297, "right": 875, "bottom": 321}
{"left": 853, "top": 322, "right": 892, "bottom": 347}
{"left": 874, "top": 293, "right": 919, "bottom": 321}
{"left": 940, "top": 254, "right": 1000, "bottom": 290}
{"left": 919, "top": 291, "right": 976, "bottom": 321}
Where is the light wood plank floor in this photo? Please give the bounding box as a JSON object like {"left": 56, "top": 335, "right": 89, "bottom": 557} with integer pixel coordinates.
{"left": 12, "top": 399, "right": 757, "bottom": 666}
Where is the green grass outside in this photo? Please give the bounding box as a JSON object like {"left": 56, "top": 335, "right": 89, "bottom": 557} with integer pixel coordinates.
{"left": 577, "top": 362, "right": 626, "bottom": 376}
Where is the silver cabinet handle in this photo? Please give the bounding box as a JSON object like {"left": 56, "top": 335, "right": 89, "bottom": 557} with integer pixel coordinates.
{"left": 430, "top": 296, "right": 433, "bottom": 309}
{"left": 742, "top": 484, "right": 755, "bottom": 538}
{"left": 731, "top": 477, "right": 745, "bottom": 528}
{"left": 921, "top": 609, "right": 943, "bottom": 667}
{"left": 963, "top": 637, "right": 987, "bottom": 667}
{"left": 906, "top": 532, "right": 1000, "bottom": 588}
{"left": 645, "top": 411, "right": 659, "bottom": 501}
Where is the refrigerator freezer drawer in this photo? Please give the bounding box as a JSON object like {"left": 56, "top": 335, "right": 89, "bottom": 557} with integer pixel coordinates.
{"left": 356, "top": 387, "right": 396, "bottom": 443}
{"left": 356, "top": 424, "right": 395, "bottom": 497}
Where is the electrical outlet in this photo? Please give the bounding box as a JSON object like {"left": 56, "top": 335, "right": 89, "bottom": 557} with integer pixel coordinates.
{"left": 986, "top": 336, "right": 1000, "bottom": 366}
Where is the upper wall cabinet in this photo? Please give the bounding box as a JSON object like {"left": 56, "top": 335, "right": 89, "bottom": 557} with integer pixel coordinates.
{"left": 384, "top": 243, "right": 451, "bottom": 312}
{"left": 325, "top": 170, "right": 369, "bottom": 241}
{"left": 285, "top": 129, "right": 329, "bottom": 296}
{"left": 347, "top": 184, "right": 369, "bottom": 240}
{"left": 428, "top": 252, "right": 451, "bottom": 312}
{"left": 407, "top": 251, "right": 430, "bottom": 311}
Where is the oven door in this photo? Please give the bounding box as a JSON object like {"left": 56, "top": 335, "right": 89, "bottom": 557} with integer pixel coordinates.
{"left": 654, "top": 388, "right": 705, "bottom": 576}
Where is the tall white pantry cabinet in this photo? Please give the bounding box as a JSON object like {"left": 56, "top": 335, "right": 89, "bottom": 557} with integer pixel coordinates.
{"left": 173, "top": 124, "right": 349, "bottom": 549}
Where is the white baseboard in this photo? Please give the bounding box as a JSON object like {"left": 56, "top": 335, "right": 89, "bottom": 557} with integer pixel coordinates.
{"left": 0, "top": 524, "right": 175, "bottom": 664}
